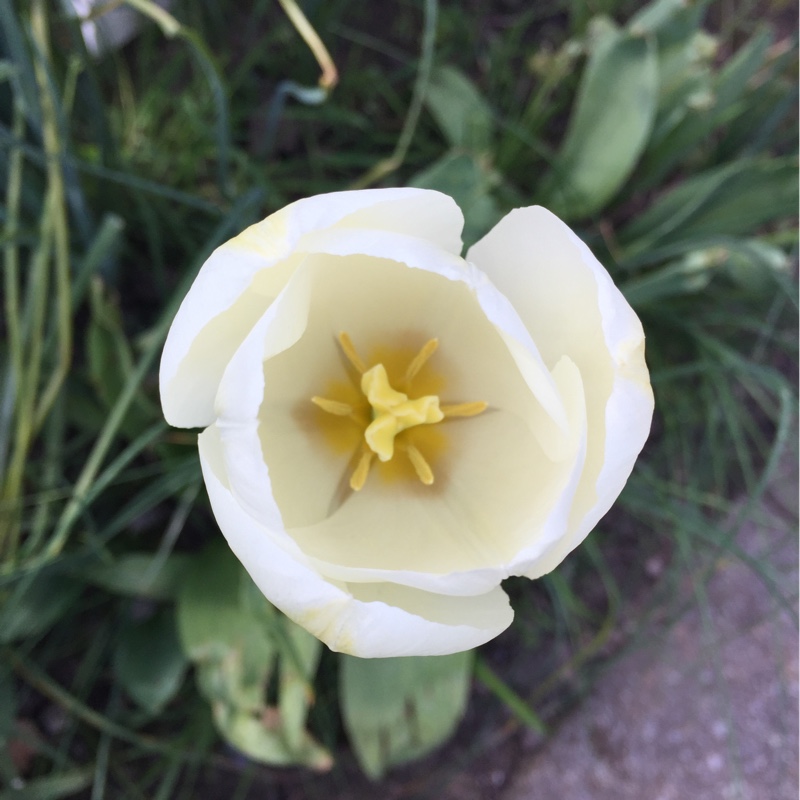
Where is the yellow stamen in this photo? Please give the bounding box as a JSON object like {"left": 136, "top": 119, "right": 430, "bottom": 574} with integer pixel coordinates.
{"left": 311, "top": 396, "right": 354, "bottom": 416}
{"left": 350, "top": 450, "right": 374, "bottom": 491}
{"left": 338, "top": 331, "right": 366, "bottom": 373}
{"left": 441, "top": 401, "right": 489, "bottom": 418}
{"left": 312, "top": 333, "right": 490, "bottom": 492}
{"left": 361, "top": 364, "right": 443, "bottom": 461}
{"left": 405, "top": 444, "right": 434, "bottom": 485}
{"left": 403, "top": 338, "right": 438, "bottom": 386}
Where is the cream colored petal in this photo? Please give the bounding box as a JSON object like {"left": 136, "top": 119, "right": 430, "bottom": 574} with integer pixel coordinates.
{"left": 254, "top": 252, "right": 587, "bottom": 592}
{"left": 161, "top": 188, "right": 463, "bottom": 428}
{"left": 467, "top": 206, "right": 653, "bottom": 575}
{"left": 198, "top": 425, "right": 513, "bottom": 658}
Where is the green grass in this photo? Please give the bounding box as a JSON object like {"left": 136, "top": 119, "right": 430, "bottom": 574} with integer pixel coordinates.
{"left": 0, "top": 0, "right": 797, "bottom": 795}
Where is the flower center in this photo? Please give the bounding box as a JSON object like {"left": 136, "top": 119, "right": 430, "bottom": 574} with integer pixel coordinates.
{"left": 361, "top": 363, "right": 443, "bottom": 462}
{"left": 311, "top": 333, "right": 488, "bottom": 491}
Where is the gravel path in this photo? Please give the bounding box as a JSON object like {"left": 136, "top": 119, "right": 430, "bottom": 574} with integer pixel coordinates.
{"left": 504, "top": 460, "right": 798, "bottom": 800}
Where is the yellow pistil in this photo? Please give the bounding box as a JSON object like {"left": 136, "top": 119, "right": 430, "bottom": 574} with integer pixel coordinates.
{"left": 312, "top": 334, "right": 488, "bottom": 491}
{"left": 361, "top": 364, "right": 444, "bottom": 461}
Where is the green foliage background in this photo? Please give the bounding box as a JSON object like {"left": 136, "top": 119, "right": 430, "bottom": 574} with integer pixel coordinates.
{"left": 0, "top": 0, "right": 796, "bottom": 796}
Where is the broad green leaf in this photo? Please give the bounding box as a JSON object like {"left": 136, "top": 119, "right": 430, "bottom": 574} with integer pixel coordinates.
{"left": 177, "top": 541, "right": 273, "bottom": 665}
{"left": 424, "top": 65, "right": 494, "bottom": 153}
{"left": 544, "top": 26, "right": 659, "bottom": 218}
{"left": 0, "top": 574, "right": 82, "bottom": 644}
{"left": 82, "top": 553, "right": 190, "bottom": 600}
{"left": 340, "top": 651, "right": 473, "bottom": 779}
{"left": 113, "top": 608, "right": 188, "bottom": 714}
{"left": 177, "top": 542, "right": 331, "bottom": 770}
{"left": 410, "top": 151, "right": 502, "bottom": 248}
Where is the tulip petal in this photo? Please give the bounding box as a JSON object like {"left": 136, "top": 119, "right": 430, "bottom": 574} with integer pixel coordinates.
{"left": 160, "top": 189, "right": 464, "bottom": 428}
{"left": 467, "top": 206, "right": 653, "bottom": 575}
{"left": 222, "top": 251, "right": 585, "bottom": 589}
{"left": 198, "top": 425, "right": 513, "bottom": 658}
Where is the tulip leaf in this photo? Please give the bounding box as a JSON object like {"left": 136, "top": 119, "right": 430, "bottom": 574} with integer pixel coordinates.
{"left": 544, "top": 26, "right": 659, "bottom": 218}
{"left": 113, "top": 608, "right": 188, "bottom": 714}
{"left": 424, "top": 65, "right": 494, "bottom": 153}
{"left": 620, "top": 247, "right": 727, "bottom": 307}
{"left": 621, "top": 157, "right": 798, "bottom": 257}
{"left": 627, "top": 0, "right": 700, "bottom": 37}
{"left": 82, "top": 552, "right": 190, "bottom": 600}
{"left": 638, "top": 25, "right": 773, "bottom": 186}
{"left": 176, "top": 542, "right": 331, "bottom": 771}
{"left": 0, "top": 573, "right": 82, "bottom": 644}
{"left": 410, "top": 151, "right": 503, "bottom": 248}
{"left": 340, "top": 651, "right": 473, "bottom": 779}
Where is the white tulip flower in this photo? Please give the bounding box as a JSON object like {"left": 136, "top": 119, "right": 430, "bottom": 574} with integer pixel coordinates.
{"left": 160, "top": 188, "right": 653, "bottom": 658}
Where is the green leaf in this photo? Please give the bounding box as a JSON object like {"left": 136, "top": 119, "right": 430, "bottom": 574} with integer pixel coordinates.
{"left": 340, "top": 651, "right": 473, "bottom": 780}
{"left": 410, "top": 151, "right": 503, "bottom": 248}
{"left": 544, "top": 25, "right": 659, "bottom": 218}
{"left": 277, "top": 618, "right": 323, "bottom": 753}
{"left": 638, "top": 25, "right": 773, "bottom": 185}
{"left": 621, "top": 246, "right": 727, "bottom": 307}
{"left": 113, "top": 608, "right": 188, "bottom": 714}
{"left": 723, "top": 239, "right": 791, "bottom": 293}
{"left": 622, "top": 158, "right": 798, "bottom": 255}
{"left": 177, "top": 542, "right": 331, "bottom": 770}
{"left": 177, "top": 541, "right": 273, "bottom": 665}
{"left": 0, "top": 574, "right": 82, "bottom": 644}
{"left": 0, "top": 769, "right": 94, "bottom": 800}
{"left": 82, "top": 553, "right": 190, "bottom": 600}
{"left": 424, "top": 65, "right": 494, "bottom": 153}
{"left": 627, "top": 0, "right": 705, "bottom": 37}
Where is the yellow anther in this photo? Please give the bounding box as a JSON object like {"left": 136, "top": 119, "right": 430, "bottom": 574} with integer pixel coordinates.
{"left": 405, "top": 444, "right": 434, "bottom": 485}
{"left": 403, "top": 338, "right": 438, "bottom": 386}
{"left": 311, "top": 396, "right": 354, "bottom": 416}
{"left": 338, "top": 331, "right": 366, "bottom": 373}
{"left": 361, "top": 364, "right": 409, "bottom": 413}
{"left": 361, "top": 364, "right": 443, "bottom": 461}
{"left": 441, "top": 401, "right": 489, "bottom": 418}
{"left": 313, "top": 333, "right": 490, "bottom": 492}
{"left": 350, "top": 450, "right": 374, "bottom": 491}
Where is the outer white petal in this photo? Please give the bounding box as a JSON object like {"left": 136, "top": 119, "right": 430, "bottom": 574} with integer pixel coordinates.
{"left": 467, "top": 206, "right": 653, "bottom": 576}
{"left": 198, "top": 425, "right": 513, "bottom": 658}
{"left": 160, "top": 189, "right": 464, "bottom": 428}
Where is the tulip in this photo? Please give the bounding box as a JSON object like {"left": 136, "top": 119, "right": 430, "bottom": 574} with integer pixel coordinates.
{"left": 160, "top": 188, "right": 653, "bottom": 657}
